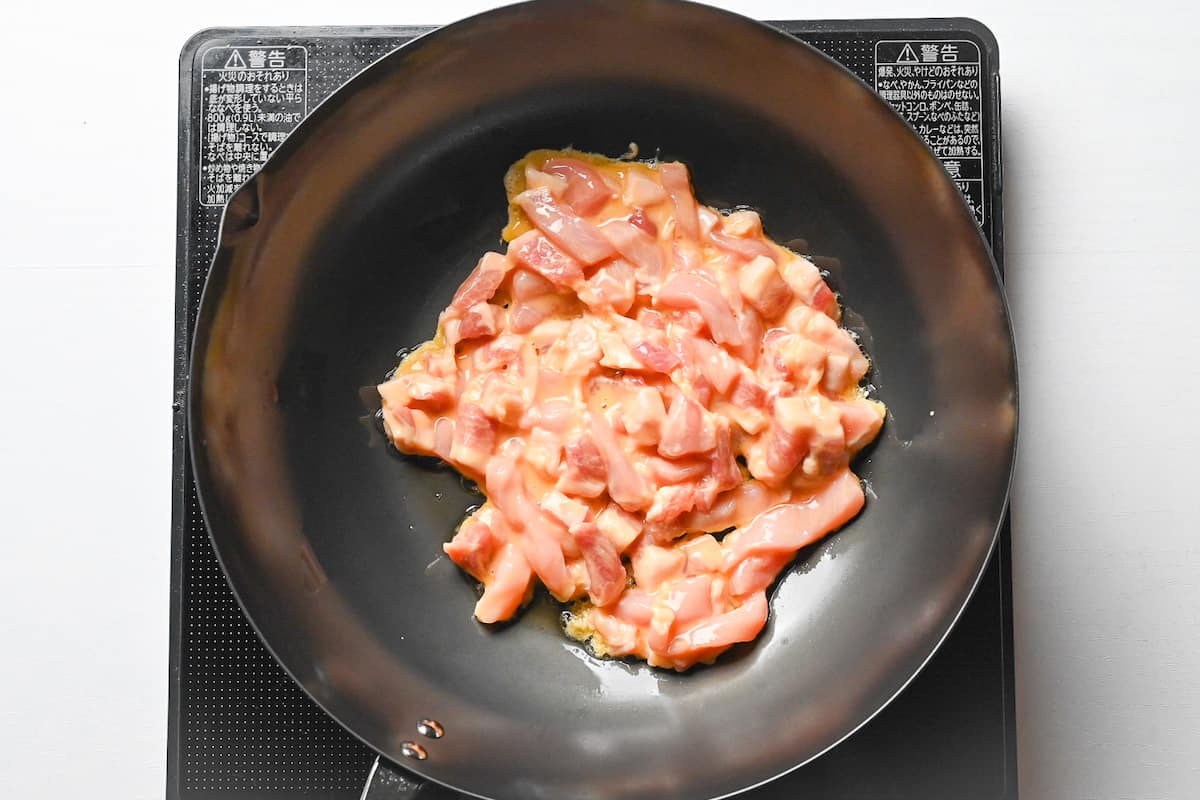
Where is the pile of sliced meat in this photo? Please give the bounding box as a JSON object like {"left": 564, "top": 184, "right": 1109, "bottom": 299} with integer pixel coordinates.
{"left": 378, "top": 150, "right": 885, "bottom": 670}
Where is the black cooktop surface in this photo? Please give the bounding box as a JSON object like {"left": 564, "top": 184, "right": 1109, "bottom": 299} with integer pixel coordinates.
{"left": 170, "top": 19, "right": 1013, "bottom": 800}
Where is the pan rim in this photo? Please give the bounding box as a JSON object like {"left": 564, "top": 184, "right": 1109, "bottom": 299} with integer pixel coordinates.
{"left": 186, "top": 2, "right": 1019, "bottom": 797}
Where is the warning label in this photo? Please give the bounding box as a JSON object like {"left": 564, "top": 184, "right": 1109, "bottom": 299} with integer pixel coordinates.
{"left": 874, "top": 40, "right": 985, "bottom": 225}
{"left": 199, "top": 45, "right": 308, "bottom": 207}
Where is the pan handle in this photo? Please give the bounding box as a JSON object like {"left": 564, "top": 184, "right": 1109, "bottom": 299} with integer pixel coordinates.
{"left": 360, "top": 756, "right": 426, "bottom": 799}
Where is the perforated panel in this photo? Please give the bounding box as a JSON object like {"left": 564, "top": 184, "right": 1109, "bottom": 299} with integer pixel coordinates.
{"left": 181, "top": 191, "right": 377, "bottom": 799}
{"left": 171, "top": 21, "right": 1013, "bottom": 800}
{"left": 806, "top": 36, "right": 877, "bottom": 75}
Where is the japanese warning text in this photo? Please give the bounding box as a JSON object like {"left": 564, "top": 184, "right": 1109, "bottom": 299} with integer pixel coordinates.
{"left": 874, "top": 40, "right": 986, "bottom": 226}
{"left": 199, "top": 46, "right": 308, "bottom": 207}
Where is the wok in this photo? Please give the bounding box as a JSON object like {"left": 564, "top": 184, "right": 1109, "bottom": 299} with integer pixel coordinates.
{"left": 188, "top": 1, "right": 1018, "bottom": 797}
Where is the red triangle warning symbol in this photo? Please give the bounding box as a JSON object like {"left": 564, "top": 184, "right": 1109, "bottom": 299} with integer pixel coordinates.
{"left": 224, "top": 50, "right": 247, "bottom": 69}
{"left": 896, "top": 43, "right": 919, "bottom": 64}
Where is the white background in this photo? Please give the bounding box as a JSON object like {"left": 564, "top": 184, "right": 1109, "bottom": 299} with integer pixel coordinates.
{"left": 1, "top": 1, "right": 1197, "bottom": 798}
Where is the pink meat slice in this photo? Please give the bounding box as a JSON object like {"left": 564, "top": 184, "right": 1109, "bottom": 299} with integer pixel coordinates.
{"left": 710, "top": 228, "right": 775, "bottom": 261}
{"left": 666, "top": 592, "right": 769, "bottom": 659}
{"left": 518, "top": 512, "right": 576, "bottom": 602}
{"left": 474, "top": 541, "right": 534, "bottom": 624}
{"left": 515, "top": 187, "right": 616, "bottom": 265}
{"left": 659, "top": 394, "right": 718, "bottom": 458}
{"left": 450, "top": 252, "right": 512, "bottom": 312}
{"left": 656, "top": 271, "right": 743, "bottom": 346}
{"left": 599, "top": 218, "right": 664, "bottom": 280}
{"left": 571, "top": 522, "right": 626, "bottom": 607}
{"left": 723, "top": 468, "right": 865, "bottom": 578}
{"left": 631, "top": 340, "right": 679, "bottom": 373}
{"left": 659, "top": 163, "right": 699, "bottom": 239}
{"left": 558, "top": 432, "right": 608, "bottom": 498}
{"left": 443, "top": 510, "right": 499, "bottom": 582}
{"left": 448, "top": 403, "right": 495, "bottom": 475}
{"left": 509, "top": 230, "right": 586, "bottom": 287}
{"left": 542, "top": 157, "right": 615, "bottom": 216}
{"left": 589, "top": 413, "right": 653, "bottom": 511}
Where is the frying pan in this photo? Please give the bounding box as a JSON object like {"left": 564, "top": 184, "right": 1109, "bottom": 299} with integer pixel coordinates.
{"left": 188, "top": 1, "right": 1018, "bottom": 798}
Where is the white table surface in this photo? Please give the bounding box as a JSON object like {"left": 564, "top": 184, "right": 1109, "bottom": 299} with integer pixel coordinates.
{"left": 2, "top": 1, "right": 1197, "bottom": 798}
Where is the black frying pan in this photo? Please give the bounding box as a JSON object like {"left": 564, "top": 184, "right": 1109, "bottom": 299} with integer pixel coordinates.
{"left": 188, "top": 1, "right": 1018, "bottom": 798}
